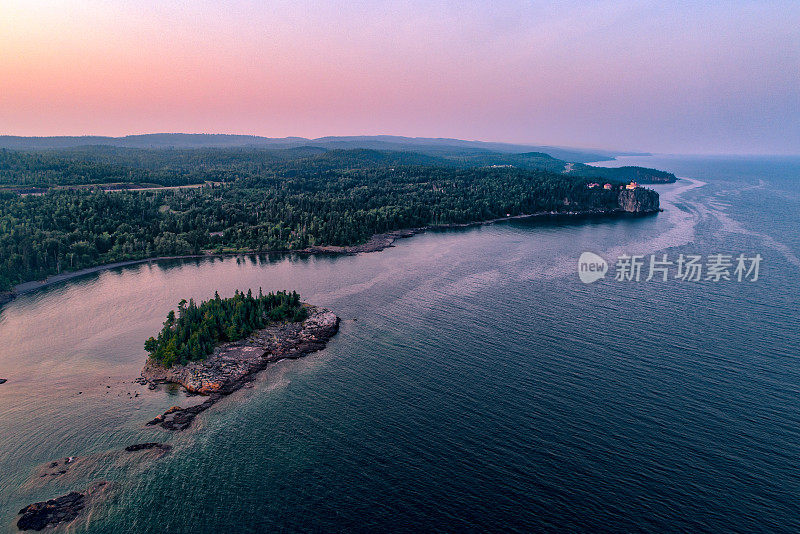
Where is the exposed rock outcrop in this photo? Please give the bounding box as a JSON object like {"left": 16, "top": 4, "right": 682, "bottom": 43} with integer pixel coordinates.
{"left": 302, "top": 229, "right": 417, "bottom": 254}
{"left": 17, "top": 482, "right": 106, "bottom": 531}
{"left": 145, "top": 395, "right": 220, "bottom": 431}
{"left": 141, "top": 305, "right": 339, "bottom": 430}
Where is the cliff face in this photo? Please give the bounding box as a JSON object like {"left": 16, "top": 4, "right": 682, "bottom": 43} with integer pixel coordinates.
{"left": 618, "top": 188, "right": 660, "bottom": 213}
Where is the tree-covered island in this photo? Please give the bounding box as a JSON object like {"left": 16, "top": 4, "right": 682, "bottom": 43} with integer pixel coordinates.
{"left": 140, "top": 294, "right": 340, "bottom": 429}
{"left": 145, "top": 290, "right": 307, "bottom": 367}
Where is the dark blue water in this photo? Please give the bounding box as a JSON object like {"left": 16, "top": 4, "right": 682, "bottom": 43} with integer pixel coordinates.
{"left": 0, "top": 156, "right": 798, "bottom": 533}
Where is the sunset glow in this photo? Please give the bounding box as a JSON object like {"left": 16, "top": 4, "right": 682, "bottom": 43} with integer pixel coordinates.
{"left": 1, "top": 0, "right": 798, "bottom": 153}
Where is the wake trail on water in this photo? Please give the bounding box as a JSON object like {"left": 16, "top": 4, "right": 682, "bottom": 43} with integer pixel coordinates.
{"left": 704, "top": 178, "right": 800, "bottom": 270}
{"left": 516, "top": 177, "right": 709, "bottom": 282}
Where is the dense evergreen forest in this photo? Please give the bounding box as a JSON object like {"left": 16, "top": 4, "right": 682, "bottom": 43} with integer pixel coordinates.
{"left": 0, "top": 147, "right": 654, "bottom": 291}
{"left": 145, "top": 290, "right": 306, "bottom": 367}
{"left": 0, "top": 145, "right": 674, "bottom": 189}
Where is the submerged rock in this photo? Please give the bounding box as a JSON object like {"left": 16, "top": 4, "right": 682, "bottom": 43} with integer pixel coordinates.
{"left": 124, "top": 442, "right": 171, "bottom": 452}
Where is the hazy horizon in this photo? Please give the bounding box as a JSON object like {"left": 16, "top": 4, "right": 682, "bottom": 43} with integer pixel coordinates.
{"left": 1, "top": 132, "right": 799, "bottom": 158}
{"left": 2, "top": 1, "right": 798, "bottom": 155}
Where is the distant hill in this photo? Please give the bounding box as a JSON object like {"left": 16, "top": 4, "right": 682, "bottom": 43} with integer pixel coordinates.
{"left": 0, "top": 134, "right": 648, "bottom": 163}
{"left": 0, "top": 144, "right": 675, "bottom": 188}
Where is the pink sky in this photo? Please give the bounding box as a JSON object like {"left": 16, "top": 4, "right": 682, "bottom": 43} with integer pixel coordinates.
{"left": 1, "top": 0, "right": 798, "bottom": 154}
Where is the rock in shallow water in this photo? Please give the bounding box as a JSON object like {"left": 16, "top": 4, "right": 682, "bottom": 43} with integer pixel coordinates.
{"left": 17, "top": 482, "right": 106, "bottom": 531}
{"left": 124, "top": 442, "right": 171, "bottom": 452}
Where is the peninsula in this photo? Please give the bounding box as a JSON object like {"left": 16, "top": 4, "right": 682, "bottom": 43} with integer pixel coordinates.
{"left": 0, "top": 144, "right": 665, "bottom": 305}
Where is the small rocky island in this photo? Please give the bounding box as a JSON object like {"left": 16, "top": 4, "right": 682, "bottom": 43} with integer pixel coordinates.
{"left": 140, "top": 290, "right": 339, "bottom": 431}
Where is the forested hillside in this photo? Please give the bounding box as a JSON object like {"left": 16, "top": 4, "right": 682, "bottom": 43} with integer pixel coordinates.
{"left": 0, "top": 145, "right": 674, "bottom": 189}
{"left": 0, "top": 148, "right": 657, "bottom": 291}
{"left": 0, "top": 134, "right": 627, "bottom": 162}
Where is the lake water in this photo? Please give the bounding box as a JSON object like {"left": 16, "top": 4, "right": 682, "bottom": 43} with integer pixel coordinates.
{"left": 1, "top": 155, "right": 799, "bottom": 533}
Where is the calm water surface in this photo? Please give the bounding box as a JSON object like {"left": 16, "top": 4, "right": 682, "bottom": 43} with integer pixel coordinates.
{"left": 0, "top": 156, "right": 799, "bottom": 533}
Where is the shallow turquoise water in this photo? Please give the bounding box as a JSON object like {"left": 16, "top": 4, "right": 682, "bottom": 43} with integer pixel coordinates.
{"left": 1, "top": 156, "right": 799, "bottom": 532}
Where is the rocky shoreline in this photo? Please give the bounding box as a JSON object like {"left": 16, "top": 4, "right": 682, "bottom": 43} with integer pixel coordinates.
{"left": 303, "top": 189, "right": 660, "bottom": 255}
{"left": 0, "top": 291, "right": 13, "bottom": 307}
{"left": 140, "top": 305, "right": 340, "bottom": 431}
